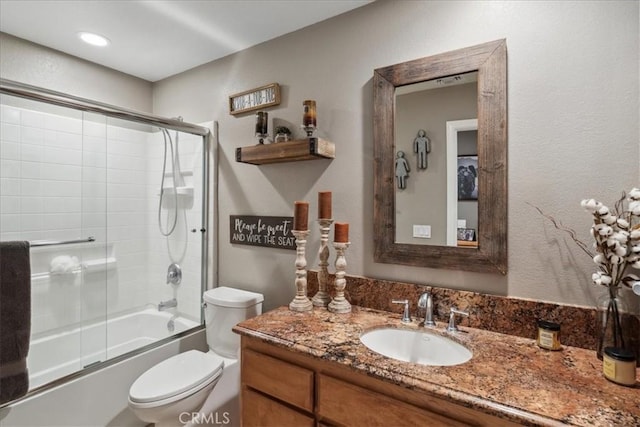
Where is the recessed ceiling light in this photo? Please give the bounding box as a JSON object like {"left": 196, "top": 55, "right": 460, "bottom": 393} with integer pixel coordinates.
{"left": 78, "top": 32, "right": 110, "bottom": 47}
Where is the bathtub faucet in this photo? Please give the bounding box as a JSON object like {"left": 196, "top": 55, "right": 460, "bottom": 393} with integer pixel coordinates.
{"left": 158, "top": 298, "right": 177, "bottom": 311}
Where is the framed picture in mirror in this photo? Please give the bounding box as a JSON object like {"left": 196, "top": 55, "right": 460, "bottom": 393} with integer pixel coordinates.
{"left": 457, "top": 156, "right": 478, "bottom": 200}
{"left": 457, "top": 228, "right": 476, "bottom": 241}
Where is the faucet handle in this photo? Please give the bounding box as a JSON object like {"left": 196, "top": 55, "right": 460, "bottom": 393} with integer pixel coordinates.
{"left": 391, "top": 299, "right": 411, "bottom": 323}
{"left": 447, "top": 307, "right": 469, "bottom": 332}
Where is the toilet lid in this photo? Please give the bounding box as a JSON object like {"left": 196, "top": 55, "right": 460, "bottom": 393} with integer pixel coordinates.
{"left": 129, "top": 350, "right": 224, "bottom": 403}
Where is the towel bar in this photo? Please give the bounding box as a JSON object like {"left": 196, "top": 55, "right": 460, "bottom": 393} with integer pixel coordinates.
{"left": 29, "top": 237, "right": 95, "bottom": 247}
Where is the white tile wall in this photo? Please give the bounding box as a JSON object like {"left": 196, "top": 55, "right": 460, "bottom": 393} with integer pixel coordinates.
{"left": 1, "top": 102, "right": 208, "bottom": 337}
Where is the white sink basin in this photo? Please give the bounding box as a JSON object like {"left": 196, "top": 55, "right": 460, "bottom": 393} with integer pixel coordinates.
{"left": 360, "top": 328, "right": 472, "bottom": 366}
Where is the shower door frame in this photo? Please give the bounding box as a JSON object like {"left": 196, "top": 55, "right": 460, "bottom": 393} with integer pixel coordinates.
{"left": 0, "top": 78, "right": 213, "bottom": 404}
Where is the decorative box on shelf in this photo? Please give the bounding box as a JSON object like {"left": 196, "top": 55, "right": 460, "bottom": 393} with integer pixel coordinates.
{"left": 236, "top": 138, "right": 335, "bottom": 165}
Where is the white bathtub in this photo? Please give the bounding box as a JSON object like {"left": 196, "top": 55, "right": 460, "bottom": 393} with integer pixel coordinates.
{"left": 0, "top": 309, "right": 208, "bottom": 427}
{"left": 28, "top": 308, "right": 199, "bottom": 389}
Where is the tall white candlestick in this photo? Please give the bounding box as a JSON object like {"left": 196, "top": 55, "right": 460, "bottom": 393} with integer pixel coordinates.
{"left": 289, "top": 230, "right": 313, "bottom": 312}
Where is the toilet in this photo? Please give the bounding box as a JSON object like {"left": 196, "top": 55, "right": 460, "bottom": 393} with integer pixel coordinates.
{"left": 128, "top": 287, "right": 264, "bottom": 427}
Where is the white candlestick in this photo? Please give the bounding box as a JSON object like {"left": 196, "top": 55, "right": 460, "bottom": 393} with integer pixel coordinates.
{"left": 328, "top": 241, "right": 351, "bottom": 314}
{"left": 289, "top": 230, "right": 313, "bottom": 312}
{"left": 312, "top": 219, "right": 333, "bottom": 307}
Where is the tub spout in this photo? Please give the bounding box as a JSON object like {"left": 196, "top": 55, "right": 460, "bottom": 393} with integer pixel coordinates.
{"left": 158, "top": 298, "right": 177, "bottom": 311}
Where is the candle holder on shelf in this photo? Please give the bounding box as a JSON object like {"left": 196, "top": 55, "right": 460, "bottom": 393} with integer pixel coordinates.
{"left": 302, "top": 100, "right": 317, "bottom": 137}
{"left": 328, "top": 241, "right": 351, "bottom": 314}
{"left": 256, "top": 133, "right": 271, "bottom": 145}
{"left": 289, "top": 230, "right": 313, "bottom": 312}
{"left": 312, "top": 219, "right": 333, "bottom": 307}
{"left": 302, "top": 125, "right": 316, "bottom": 138}
{"left": 255, "top": 111, "right": 270, "bottom": 144}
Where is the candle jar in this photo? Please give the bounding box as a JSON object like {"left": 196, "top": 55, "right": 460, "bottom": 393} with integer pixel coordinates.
{"left": 536, "top": 320, "right": 561, "bottom": 351}
{"left": 255, "top": 111, "right": 268, "bottom": 136}
{"left": 603, "top": 347, "right": 637, "bottom": 386}
{"left": 303, "top": 100, "right": 317, "bottom": 128}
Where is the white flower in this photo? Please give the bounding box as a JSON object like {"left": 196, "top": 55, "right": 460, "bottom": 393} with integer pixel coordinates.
{"left": 609, "top": 254, "right": 624, "bottom": 264}
{"left": 610, "top": 231, "right": 629, "bottom": 244}
{"left": 617, "top": 218, "right": 630, "bottom": 229}
{"left": 573, "top": 188, "right": 640, "bottom": 288}
{"left": 594, "top": 223, "right": 613, "bottom": 236}
{"left": 628, "top": 188, "right": 640, "bottom": 201}
{"left": 581, "top": 198, "right": 598, "bottom": 213}
{"left": 592, "top": 272, "right": 603, "bottom": 285}
{"left": 593, "top": 271, "right": 613, "bottom": 286}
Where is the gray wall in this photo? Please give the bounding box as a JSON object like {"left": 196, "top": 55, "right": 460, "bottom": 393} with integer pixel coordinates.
{"left": 2, "top": 1, "right": 638, "bottom": 312}
{"left": 0, "top": 33, "right": 152, "bottom": 112}
{"left": 153, "top": 0, "right": 639, "bottom": 311}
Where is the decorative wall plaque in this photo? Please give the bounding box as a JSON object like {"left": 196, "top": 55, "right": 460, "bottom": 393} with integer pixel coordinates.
{"left": 230, "top": 215, "right": 295, "bottom": 250}
{"left": 229, "top": 83, "right": 281, "bottom": 115}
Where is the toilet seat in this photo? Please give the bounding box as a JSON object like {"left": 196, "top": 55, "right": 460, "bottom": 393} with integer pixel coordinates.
{"left": 129, "top": 350, "right": 224, "bottom": 407}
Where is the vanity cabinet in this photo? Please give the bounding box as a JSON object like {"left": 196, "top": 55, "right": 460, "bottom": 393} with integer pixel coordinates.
{"left": 240, "top": 336, "right": 518, "bottom": 427}
{"left": 241, "top": 345, "right": 315, "bottom": 427}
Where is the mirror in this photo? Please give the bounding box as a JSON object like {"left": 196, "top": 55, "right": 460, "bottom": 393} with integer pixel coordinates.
{"left": 395, "top": 72, "right": 478, "bottom": 247}
{"left": 373, "top": 40, "right": 507, "bottom": 274}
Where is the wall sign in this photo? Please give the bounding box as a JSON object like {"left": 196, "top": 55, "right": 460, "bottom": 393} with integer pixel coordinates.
{"left": 229, "top": 83, "right": 281, "bottom": 115}
{"left": 230, "top": 215, "right": 295, "bottom": 250}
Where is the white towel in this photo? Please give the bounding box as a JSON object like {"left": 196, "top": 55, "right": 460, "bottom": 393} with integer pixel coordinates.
{"left": 49, "top": 255, "right": 79, "bottom": 274}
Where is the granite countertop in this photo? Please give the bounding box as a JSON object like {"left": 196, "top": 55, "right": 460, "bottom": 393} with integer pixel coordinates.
{"left": 233, "top": 305, "right": 640, "bottom": 427}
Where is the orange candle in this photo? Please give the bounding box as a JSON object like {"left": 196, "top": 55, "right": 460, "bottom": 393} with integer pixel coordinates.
{"left": 334, "top": 222, "right": 349, "bottom": 243}
{"left": 318, "top": 191, "right": 332, "bottom": 219}
{"left": 293, "top": 201, "right": 309, "bottom": 231}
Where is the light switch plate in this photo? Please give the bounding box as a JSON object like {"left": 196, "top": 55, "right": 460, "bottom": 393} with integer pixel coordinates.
{"left": 413, "top": 225, "right": 431, "bottom": 239}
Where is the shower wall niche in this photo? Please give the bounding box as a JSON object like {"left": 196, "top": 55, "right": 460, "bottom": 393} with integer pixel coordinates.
{"left": 0, "top": 94, "right": 209, "bottom": 390}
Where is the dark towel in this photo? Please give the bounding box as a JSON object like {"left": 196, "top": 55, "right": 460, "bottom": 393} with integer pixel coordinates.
{"left": 0, "top": 241, "right": 31, "bottom": 404}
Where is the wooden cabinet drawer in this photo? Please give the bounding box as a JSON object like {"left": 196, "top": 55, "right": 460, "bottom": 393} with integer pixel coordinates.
{"left": 318, "top": 374, "right": 467, "bottom": 427}
{"left": 242, "top": 388, "right": 314, "bottom": 427}
{"left": 242, "top": 349, "right": 314, "bottom": 412}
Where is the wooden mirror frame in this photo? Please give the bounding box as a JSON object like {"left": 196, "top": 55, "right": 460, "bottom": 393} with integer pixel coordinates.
{"left": 373, "top": 39, "right": 507, "bottom": 274}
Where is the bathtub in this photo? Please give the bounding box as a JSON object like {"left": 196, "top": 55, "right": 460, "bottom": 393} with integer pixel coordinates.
{"left": 28, "top": 308, "right": 199, "bottom": 389}
{"left": 1, "top": 310, "right": 206, "bottom": 427}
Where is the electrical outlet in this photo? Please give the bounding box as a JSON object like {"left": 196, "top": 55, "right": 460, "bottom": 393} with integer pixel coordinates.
{"left": 413, "top": 225, "right": 431, "bottom": 239}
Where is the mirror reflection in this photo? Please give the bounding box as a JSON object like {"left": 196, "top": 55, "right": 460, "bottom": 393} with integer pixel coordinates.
{"left": 394, "top": 72, "right": 478, "bottom": 247}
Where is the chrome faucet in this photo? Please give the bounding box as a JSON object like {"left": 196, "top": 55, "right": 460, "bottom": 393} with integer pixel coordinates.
{"left": 418, "top": 292, "right": 436, "bottom": 327}
{"left": 158, "top": 298, "right": 177, "bottom": 311}
{"left": 391, "top": 299, "right": 411, "bottom": 323}
{"left": 447, "top": 307, "right": 469, "bottom": 332}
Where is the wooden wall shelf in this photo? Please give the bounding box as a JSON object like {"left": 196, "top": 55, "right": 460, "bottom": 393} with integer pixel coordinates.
{"left": 236, "top": 138, "right": 335, "bottom": 165}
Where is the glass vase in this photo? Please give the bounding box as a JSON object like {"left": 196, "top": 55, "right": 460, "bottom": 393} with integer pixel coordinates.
{"left": 596, "top": 286, "right": 629, "bottom": 359}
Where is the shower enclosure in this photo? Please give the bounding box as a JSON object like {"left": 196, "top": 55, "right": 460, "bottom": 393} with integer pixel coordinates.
{"left": 0, "top": 79, "right": 211, "bottom": 396}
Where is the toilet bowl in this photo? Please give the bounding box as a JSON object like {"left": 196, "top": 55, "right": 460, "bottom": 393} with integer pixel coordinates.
{"left": 128, "top": 350, "right": 224, "bottom": 426}
{"left": 128, "top": 287, "right": 263, "bottom": 427}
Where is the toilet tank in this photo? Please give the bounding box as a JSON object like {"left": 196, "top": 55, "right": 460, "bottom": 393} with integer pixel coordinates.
{"left": 203, "top": 287, "right": 264, "bottom": 358}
